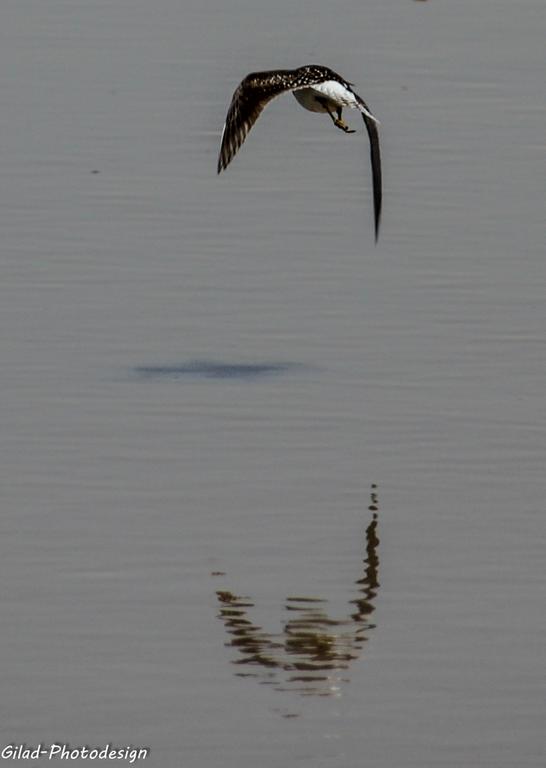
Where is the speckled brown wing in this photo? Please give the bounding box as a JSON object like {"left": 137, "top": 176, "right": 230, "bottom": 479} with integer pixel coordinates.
{"left": 217, "top": 65, "right": 383, "bottom": 243}
{"left": 217, "top": 70, "right": 299, "bottom": 174}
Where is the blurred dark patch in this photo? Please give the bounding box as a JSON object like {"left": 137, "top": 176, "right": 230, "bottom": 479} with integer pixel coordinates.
{"left": 134, "top": 360, "right": 309, "bottom": 381}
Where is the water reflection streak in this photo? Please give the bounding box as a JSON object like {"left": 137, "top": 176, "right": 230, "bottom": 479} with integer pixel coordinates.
{"left": 215, "top": 486, "right": 381, "bottom": 697}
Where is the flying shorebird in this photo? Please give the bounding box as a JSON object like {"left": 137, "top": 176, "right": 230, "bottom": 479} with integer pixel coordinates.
{"left": 217, "top": 64, "right": 382, "bottom": 241}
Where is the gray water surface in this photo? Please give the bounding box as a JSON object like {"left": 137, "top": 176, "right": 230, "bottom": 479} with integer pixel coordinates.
{"left": 1, "top": 1, "right": 545, "bottom": 766}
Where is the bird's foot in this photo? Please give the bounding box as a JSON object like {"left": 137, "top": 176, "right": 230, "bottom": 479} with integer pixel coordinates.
{"left": 334, "top": 118, "right": 355, "bottom": 133}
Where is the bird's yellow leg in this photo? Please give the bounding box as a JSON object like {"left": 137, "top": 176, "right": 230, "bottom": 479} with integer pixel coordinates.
{"left": 331, "top": 107, "right": 355, "bottom": 134}
{"left": 316, "top": 97, "right": 356, "bottom": 134}
{"left": 334, "top": 118, "right": 355, "bottom": 133}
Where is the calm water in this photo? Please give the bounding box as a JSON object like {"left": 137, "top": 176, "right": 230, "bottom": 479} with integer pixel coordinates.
{"left": 1, "top": 0, "right": 545, "bottom": 766}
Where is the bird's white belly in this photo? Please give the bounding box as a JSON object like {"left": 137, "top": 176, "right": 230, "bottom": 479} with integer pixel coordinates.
{"left": 293, "top": 80, "right": 357, "bottom": 113}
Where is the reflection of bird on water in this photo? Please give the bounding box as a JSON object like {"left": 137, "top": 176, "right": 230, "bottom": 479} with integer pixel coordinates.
{"left": 215, "top": 486, "right": 381, "bottom": 697}
{"left": 218, "top": 65, "right": 382, "bottom": 242}
{"left": 352, "top": 487, "right": 380, "bottom": 624}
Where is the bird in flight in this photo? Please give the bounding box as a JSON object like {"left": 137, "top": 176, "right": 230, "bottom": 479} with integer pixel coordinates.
{"left": 217, "top": 65, "right": 382, "bottom": 241}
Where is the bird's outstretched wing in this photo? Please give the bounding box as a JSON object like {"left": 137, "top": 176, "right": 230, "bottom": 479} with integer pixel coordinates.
{"left": 359, "top": 104, "right": 382, "bottom": 243}
{"left": 218, "top": 66, "right": 383, "bottom": 243}
{"left": 348, "top": 91, "right": 382, "bottom": 242}
{"left": 217, "top": 70, "right": 299, "bottom": 174}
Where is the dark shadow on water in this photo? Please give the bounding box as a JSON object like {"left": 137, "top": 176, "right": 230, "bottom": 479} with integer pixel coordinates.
{"left": 134, "top": 360, "right": 311, "bottom": 381}
{"left": 214, "top": 486, "right": 380, "bottom": 698}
